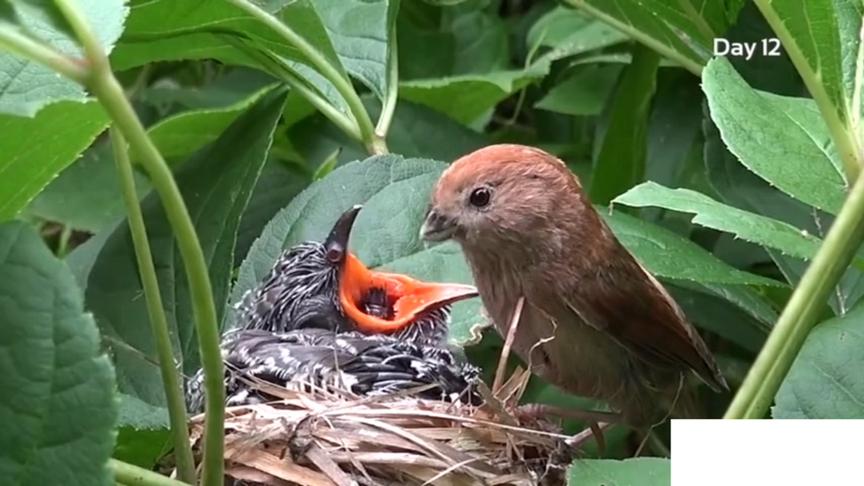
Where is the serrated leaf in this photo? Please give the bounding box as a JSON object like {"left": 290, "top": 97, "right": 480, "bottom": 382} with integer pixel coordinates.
{"left": 568, "top": 458, "right": 670, "bottom": 486}
{"left": 704, "top": 114, "right": 864, "bottom": 314}
{"left": 312, "top": 0, "right": 397, "bottom": 100}
{"left": 0, "top": 100, "right": 109, "bottom": 221}
{"left": 527, "top": 6, "right": 627, "bottom": 63}
{"left": 231, "top": 154, "right": 484, "bottom": 345}
{"left": 146, "top": 83, "right": 278, "bottom": 163}
{"left": 755, "top": 1, "right": 854, "bottom": 125}
{"left": 0, "top": 221, "right": 117, "bottom": 485}
{"left": 399, "top": 67, "right": 544, "bottom": 124}
{"left": 86, "top": 87, "right": 287, "bottom": 424}
{"left": 774, "top": 301, "right": 864, "bottom": 418}
{"left": 614, "top": 181, "right": 824, "bottom": 261}
{"left": 601, "top": 208, "right": 782, "bottom": 287}
{"left": 703, "top": 58, "right": 847, "bottom": 213}
{"left": 115, "top": 0, "right": 398, "bottom": 110}
{"left": 563, "top": 0, "right": 743, "bottom": 73}
{"left": 0, "top": 0, "right": 127, "bottom": 116}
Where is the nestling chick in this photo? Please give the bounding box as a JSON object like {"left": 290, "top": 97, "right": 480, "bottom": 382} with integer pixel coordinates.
{"left": 186, "top": 328, "right": 480, "bottom": 413}
{"left": 235, "top": 205, "right": 478, "bottom": 347}
{"left": 188, "top": 206, "right": 480, "bottom": 412}
{"left": 421, "top": 144, "right": 728, "bottom": 426}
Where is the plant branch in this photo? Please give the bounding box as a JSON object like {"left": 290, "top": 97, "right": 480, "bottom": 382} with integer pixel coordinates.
{"left": 725, "top": 173, "right": 864, "bottom": 418}
{"left": 226, "top": 38, "right": 361, "bottom": 139}
{"left": 0, "top": 25, "right": 88, "bottom": 83}
{"left": 564, "top": 0, "right": 703, "bottom": 76}
{"left": 375, "top": 27, "right": 398, "bottom": 139}
{"left": 110, "top": 129, "right": 197, "bottom": 484}
{"left": 110, "top": 459, "right": 189, "bottom": 486}
{"left": 753, "top": 0, "right": 861, "bottom": 182}
{"left": 225, "top": 0, "right": 387, "bottom": 154}
{"left": 53, "top": 0, "right": 225, "bottom": 483}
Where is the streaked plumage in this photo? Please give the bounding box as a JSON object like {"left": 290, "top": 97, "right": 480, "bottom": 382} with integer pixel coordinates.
{"left": 187, "top": 206, "right": 480, "bottom": 412}
{"left": 187, "top": 328, "right": 479, "bottom": 413}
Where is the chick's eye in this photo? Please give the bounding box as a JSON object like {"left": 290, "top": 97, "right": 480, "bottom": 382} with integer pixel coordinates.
{"left": 469, "top": 187, "right": 491, "bottom": 208}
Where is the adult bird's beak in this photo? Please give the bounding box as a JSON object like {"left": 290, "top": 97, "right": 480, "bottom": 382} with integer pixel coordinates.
{"left": 326, "top": 204, "right": 478, "bottom": 334}
{"left": 420, "top": 208, "right": 457, "bottom": 242}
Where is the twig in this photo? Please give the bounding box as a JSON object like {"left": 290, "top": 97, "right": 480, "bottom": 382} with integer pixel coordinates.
{"left": 493, "top": 296, "right": 525, "bottom": 393}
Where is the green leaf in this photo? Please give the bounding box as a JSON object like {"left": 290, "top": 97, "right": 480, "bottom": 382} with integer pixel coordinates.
{"left": 0, "top": 0, "right": 128, "bottom": 116}
{"left": 563, "top": 0, "right": 743, "bottom": 74}
{"left": 288, "top": 97, "right": 486, "bottom": 164}
{"left": 589, "top": 45, "right": 659, "bottom": 204}
{"left": 534, "top": 65, "right": 619, "bottom": 116}
{"left": 399, "top": 67, "right": 544, "bottom": 124}
{"left": 311, "top": 0, "right": 397, "bottom": 100}
{"left": 114, "top": 0, "right": 347, "bottom": 112}
{"left": 236, "top": 162, "right": 311, "bottom": 267}
{"left": 568, "top": 458, "right": 670, "bottom": 486}
{"left": 669, "top": 282, "right": 772, "bottom": 352}
{"left": 614, "top": 182, "right": 824, "bottom": 261}
{"left": 0, "top": 100, "right": 109, "bottom": 221}
{"left": 601, "top": 208, "right": 781, "bottom": 287}
{"left": 397, "top": 7, "right": 509, "bottom": 80}
{"left": 703, "top": 58, "right": 847, "bottom": 213}
{"left": 232, "top": 154, "right": 483, "bottom": 345}
{"left": 146, "top": 83, "right": 278, "bottom": 163}
{"left": 0, "top": 221, "right": 117, "bottom": 485}
{"left": 115, "top": 0, "right": 398, "bottom": 108}
{"left": 25, "top": 141, "right": 150, "bottom": 233}
{"left": 527, "top": 6, "right": 628, "bottom": 63}
{"left": 755, "top": 1, "right": 851, "bottom": 125}
{"left": 774, "top": 301, "right": 864, "bottom": 418}
{"left": 86, "top": 87, "right": 287, "bottom": 423}
{"left": 704, "top": 114, "right": 864, "bottom": 314}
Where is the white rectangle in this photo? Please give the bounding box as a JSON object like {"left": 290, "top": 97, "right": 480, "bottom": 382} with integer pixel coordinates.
{"left": 672, "top": 419, "right": 864, "bottom": 486}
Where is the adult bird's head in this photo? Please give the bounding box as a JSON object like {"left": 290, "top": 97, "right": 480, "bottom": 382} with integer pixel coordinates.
{"left": 420, "top": 144, "right": 585, "bottom": 259}
{"left": 236, "top": 205, "right": 478, "bottom": 345}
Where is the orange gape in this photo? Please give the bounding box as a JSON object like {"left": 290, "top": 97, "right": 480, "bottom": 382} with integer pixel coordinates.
{"left": 339, "top": 253, "right": 477, "bottom": 333}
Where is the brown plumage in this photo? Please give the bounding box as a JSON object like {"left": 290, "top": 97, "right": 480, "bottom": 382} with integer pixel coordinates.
{"left": 420, "top": 144, "right": 728, "bottom": 426}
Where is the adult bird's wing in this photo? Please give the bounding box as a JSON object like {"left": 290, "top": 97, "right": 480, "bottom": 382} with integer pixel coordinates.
{"left": 558, "top": 248, "right": 728, "bottom": 392}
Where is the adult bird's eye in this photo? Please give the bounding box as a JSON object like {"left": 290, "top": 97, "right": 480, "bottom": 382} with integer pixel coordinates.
{"left": 469, "top": 187, "right": 491, "bottom": 208}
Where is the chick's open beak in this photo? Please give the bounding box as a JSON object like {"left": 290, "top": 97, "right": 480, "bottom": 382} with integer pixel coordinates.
{"left": 420, "top": 208, "right": 457, "bottom": 242}
{"left": 324, "top": 205, "right": 362, "bottom": 262}
{"left": 339, "top": 253, "right": 478, "bottom": 333}
{"left": 326, "top": 204, "right": 477, "bottom": 333}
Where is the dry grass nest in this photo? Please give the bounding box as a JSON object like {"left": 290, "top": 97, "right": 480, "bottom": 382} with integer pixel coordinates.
{"left": 188, "top": 376, "right": 582, "bottom": 485}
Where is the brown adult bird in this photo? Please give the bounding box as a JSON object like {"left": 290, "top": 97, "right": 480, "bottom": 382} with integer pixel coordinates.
{"left": 420, "top": 144, "right": 728, "bottom": 426}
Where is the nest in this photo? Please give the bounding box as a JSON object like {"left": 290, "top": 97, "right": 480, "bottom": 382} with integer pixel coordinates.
{"left": 188, "top": 382, "right": 578, "bottom": 485}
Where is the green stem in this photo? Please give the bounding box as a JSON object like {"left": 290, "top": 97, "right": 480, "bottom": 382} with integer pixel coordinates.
{"left": 227, "top": 38, "right": 361, "bottom": 139}
{"left": 0, "top": 25, "right": 89, "bottom": 83}
{"left": 110, "top": 129, "right": 197, "bottom": 484}
{"left": 53, "top": 1, "right": 225, "bottom": 483}
{"left": 375, "top": 28, "right": 398, "bottom": 140}
{"left": 725, "top": 173, "right": 864, "bottom": 418}
{"left": 57, "top": 224, "right": 73, "bottom": 257}
{"left": 753, "top": 0, "right": 861, "bottom": 182}
{"left": 225, "top": 0, "right": 387, "bottom": 154}
{"left": 110, "top": 459, "right": 189, "bottom": 486}
{"left": 564, "top": 0, "right": 703, "bottom": 76}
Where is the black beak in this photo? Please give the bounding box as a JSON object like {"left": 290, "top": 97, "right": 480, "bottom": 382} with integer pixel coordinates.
{"left": 420, "top": 208, "right": 457, "bottom": 242}
{"left": 324, "top": 205, "right": 362, "bottom": 263}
